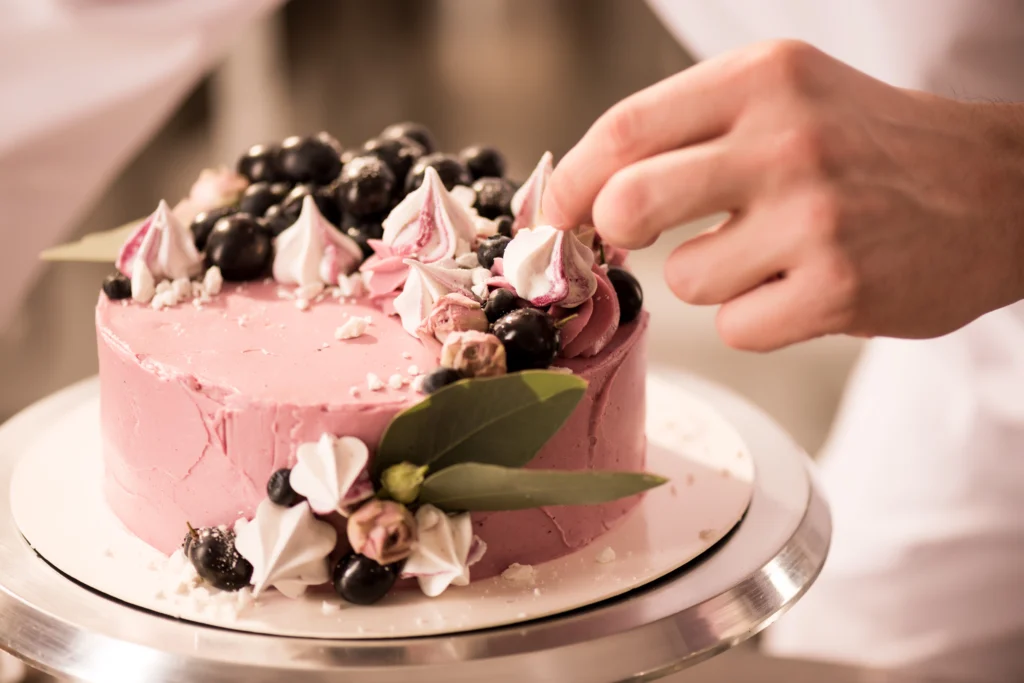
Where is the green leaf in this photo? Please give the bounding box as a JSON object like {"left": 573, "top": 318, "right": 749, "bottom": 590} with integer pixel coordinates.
{"left": 40, "top": 219, "right": 140, "bottom": 263}
{"left": 418, "top": 462, "right": 667, "bottom": 512}
{"left": 373, "top": 370, "right": 587, "bottom": 479}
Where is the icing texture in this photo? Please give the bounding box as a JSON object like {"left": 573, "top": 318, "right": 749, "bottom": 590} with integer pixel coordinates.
{"left": 96, "top": 280, "right": 648, "bottom": 578}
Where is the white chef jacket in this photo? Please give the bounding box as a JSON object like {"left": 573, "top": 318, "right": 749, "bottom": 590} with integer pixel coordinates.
{"left": 648, "top": 1, "right": 1024, "bottom": 681}
{"left": 2, "top": 1, "right": 1024, "bottom": 681}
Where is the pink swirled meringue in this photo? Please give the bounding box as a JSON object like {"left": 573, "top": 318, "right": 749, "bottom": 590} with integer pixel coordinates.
{"left": 510, "top": 151, "right": 553, "bottom": 235}
{"left": 394, "top": 259, "right": 478, "bottom": 337}
{"left": 550, "top": 265, "right": 621, "bottom": 358}
{"left": 502, "top": 224, "right": 597, "bottom": 308}
{"left": 382, "top": 167, "right": 478, "bottom": 262}
{"left": 273, "top": 195, "right": 363, "bottom": 290}
{"left": 116, "top": 200, "right": 203, "bottom": 284}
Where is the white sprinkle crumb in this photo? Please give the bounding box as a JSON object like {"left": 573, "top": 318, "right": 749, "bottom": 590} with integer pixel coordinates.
{"left": 411, "top": 375, "right": 426, "bottom": 393}
{"left": 321, "top": 600, "right": 341, "bottom": 614}
{"left": 402, "top": 351, "right": 413, "bottom": 360}
{"left": 171, "top": 277, "right": 191, "bottom": 300}
{"left": 297, "top": 282, "right": 325, "bottom": 301}
{"left": 415, "top": 617, "right": 425, "bottom": 626}
{"left": 407, "top": 365, "right": 420, "bottom": 376}
{"left": 321, "top": 342, "right": 329, "bottom": 349}
{"left": 349, "top": 386, "right": 361, "bottom": 397}
{"left": 388, "top": 374, "right": 405, "bottom": 390}
{"left": 295, "top": 298, "right": 311, "bottom": 311}
{"left": 203, "top": 266, "right": 224, "bottom": 296}
{"left": 277, "top": 287, "right": 292, "bottom": 300}
{"left": 367, "top": 373, "right": 385, "bottom": 391}
{"left": 356, "top": 626, "right": 365, "bottom": 634}
{"left": 533, "top": 588, "right": 542, "bottom": 596}
{"left": 548, "top": 366, "right": 574, "bottom": 375}
{"left": 155, "top": 279, "right": 173, "bottom": 295}
{"left": 456, "top": 252, "right": 480, "bottom": 269}
{"left": 151, "top": 289, "right": 177, "bottom": 310}
{"left": 501, "top": 563, "right": 537, "bottom": 586}
{"left": 337, "top": 272, "right": 366, "bottom": 298}
{"left": 237, "top": 315, "right": 249, "bottom": 328}
{"left": 335, "top": 316, "right": 369, "bottom": 340}
{"left": 596, "top": 547, "right": 617, "bottom": 564}
{"left": 516, "top": 612, "right": 527, "bottom": 619}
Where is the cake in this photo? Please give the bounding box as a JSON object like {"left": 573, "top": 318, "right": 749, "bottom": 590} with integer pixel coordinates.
{"left": 94, "top": 124, "right": 659, "bottom": 604}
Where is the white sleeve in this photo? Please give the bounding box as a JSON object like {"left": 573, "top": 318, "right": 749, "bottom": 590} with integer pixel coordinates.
{"left": 0, "top": 0, "right": 285, "bottom": 326}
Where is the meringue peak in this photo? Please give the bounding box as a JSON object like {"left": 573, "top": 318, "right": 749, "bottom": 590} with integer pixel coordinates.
{"left": 401, "top": 505, "right": 487, "bottom": 597}
{"left": 393, "top": 259, "right": 478, "bottom": 337}
{"left": 383, "top": 167, "right": 478, "bottom": 263}
{"left": 234, "top": 499, "right": 337, "bottom": 599}
{"left": 116, "top": 199, "right": 203, "bottom": 285}
{"left": 273, "top": 195, "right": 363, "bottom": 289}
{"left": 510, "top": 151, "right": 553, "bottom": 235}
{"left": 502, "top": 224, "right": 597, "bottom": 308}
{"left": 288, "top": 434, "right": 373, "bottom": 515}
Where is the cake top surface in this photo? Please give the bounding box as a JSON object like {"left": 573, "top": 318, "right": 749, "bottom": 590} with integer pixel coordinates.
{"left": 97, "top": 282, "right": 437, "bottom": 406}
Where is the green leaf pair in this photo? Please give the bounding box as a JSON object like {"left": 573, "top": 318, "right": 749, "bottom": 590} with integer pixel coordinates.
{"left": 374, "top": 370, "right": 666, "bottom": 513}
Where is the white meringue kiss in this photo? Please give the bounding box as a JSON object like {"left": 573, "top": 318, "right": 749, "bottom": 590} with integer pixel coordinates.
{"left": 273, "top": 195, "right": 363, "bottom": 290}
{"left": 510, "top": 151, "right": 553, "bottom": 235}
{"left": 393, "top": 259, "right": 478, "bottom": 337}
{"left": 401, "top": 505, "right": 487, "bottom": 598}
{"left": 502, "top": 224, "right": 597, "bottom": 308}
{"left": 234, "top": 499, "right": 337, "bottom": 599}
{"left": 382, "top": 167, "right": 478, "bottom": 263}
{"left": 116, "top": 200, "right": 203, "bottom": 303}
{"left": 288, "top": 434, "right": 374, "bottom": 515}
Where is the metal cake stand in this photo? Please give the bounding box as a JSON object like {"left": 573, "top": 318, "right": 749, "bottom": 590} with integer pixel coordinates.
{"left": 0, "top": 370, "right": 830, "bottom": 683}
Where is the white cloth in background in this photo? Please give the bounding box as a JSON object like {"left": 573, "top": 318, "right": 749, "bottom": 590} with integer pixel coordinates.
{"left": 0, "top": 0, "right": 283, "bottom": 330}
{"left": 648, "top": 1, "right": 1024, "bottom": 680}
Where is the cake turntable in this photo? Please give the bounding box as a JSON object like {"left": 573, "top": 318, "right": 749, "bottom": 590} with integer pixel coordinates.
{"left": 0, "top": 367, "right": 829, "bottom": 682}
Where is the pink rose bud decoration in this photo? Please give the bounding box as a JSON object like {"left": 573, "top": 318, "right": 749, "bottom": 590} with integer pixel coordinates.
{"left": 347, "top": 500, "right": 417, "bottom": 566}
{"left": 440, "top": 330, "right": 507, "bottom": 378}
{"left": 188, "top": 166, "right": 249, "bottom": 213}
{"left": 418, "top": 293, "right": 489, "bottom": 343}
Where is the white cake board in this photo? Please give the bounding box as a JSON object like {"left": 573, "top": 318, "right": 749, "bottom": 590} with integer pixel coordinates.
{"left": 8, "top": 375, "right": 754, "bottom": 639}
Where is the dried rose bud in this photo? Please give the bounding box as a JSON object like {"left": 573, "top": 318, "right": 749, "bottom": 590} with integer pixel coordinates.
{"left": 440, "top": 330, "right": 507, "bottom": 378}
{"left": 417, "top": 293, "right": 489, "bottom": 344}
{"left": 347, "top": 500, "right": 417, "bottom": 566}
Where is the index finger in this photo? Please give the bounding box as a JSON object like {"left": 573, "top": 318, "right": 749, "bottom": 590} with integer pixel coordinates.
{"left": 543, "top": 52, "right": 748, "bottom": 229}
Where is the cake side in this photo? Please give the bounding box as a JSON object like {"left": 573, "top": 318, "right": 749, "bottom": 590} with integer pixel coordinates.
{"left": 97, "top": 283, "right": 648, "bottom": 576}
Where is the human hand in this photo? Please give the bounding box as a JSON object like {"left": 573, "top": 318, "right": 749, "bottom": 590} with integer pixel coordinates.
{"left": 542, "top": 40, "right": 1024, "bottom": 351}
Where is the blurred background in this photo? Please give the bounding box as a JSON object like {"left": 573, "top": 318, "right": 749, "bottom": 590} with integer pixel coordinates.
{"left": 1, "top": 0, "right": 862, "bottom": 454}
{"left": 3, "top": 2, "right": 867, "bottom": 680}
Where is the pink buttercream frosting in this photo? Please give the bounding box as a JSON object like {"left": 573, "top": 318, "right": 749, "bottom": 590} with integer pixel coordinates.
{"left": 551, "top": 266, "right": 621, "bottom": 358}
{"left": 96, "top": 281, "right": 648, "bottom": 578}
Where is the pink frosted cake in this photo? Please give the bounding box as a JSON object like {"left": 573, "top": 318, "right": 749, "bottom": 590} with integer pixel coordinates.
{"left": 95, "top": 124, "right": 658, "bottom": 604}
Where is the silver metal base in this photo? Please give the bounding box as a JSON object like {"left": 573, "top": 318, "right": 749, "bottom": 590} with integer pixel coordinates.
{"left": 0, "top": 371, "right": 830, "bottom": 683}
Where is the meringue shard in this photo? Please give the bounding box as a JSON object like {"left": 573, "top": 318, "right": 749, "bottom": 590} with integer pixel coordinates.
{"left": 234, "top": 499, "right": 337, "bottom": 599}
{"left": 382, "top": 167, "right": 478, "bottom": 263}
{"left": 273, "top": 195, "right": 363, "bottom": 289}
{"left": 502, "top": 224, "right": 597, "bottom": 308}
{"left": 510, "top": 151, "right": 553, "bottom": 235}
{"left": 288, "top": 434, "right": 373, "bottom": 515}
{"left": 401, "top": 505, "right": 487, "bottom": 598}
{"left": 116, "top": 199, "right": 203, "bottom": 282}
{"left": 393, "top": 259, "right": 478, "bottom": 337}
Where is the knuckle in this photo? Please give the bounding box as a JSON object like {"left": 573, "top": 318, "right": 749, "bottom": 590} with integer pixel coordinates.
{"left": 817, "top": 250, "right": 862, "bottom": 328}
{"left": 793, "top": 188, "right": 844, "bottom": 243}
{"left": 772, "top": 124, "right": 828, "bottom": 174}
{"left": 747, "top": 39, "right": 820, "bottom": 89}
{"left": 598, "top": 102, "right": 644, "bottom": 160}
{"left": 594, "top": 168, "right": 651, "bottom": 245}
